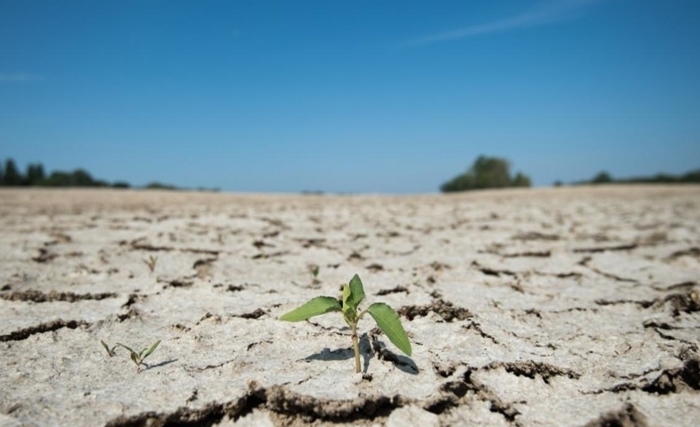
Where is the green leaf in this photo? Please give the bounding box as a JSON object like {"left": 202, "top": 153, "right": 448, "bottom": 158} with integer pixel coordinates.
{"left": 280, "top": 296, "right": 341, "bottom": 321}
{"left": 344, "top": 274, "right": 365, "bottom": 311}
{"left": 341, "top": 285, "right": 357, "bottom": 324}
{"left": 130, "top": 352, "right": 140, "bottom": 364}
{"left": 116, "top": 343, "right": 135, "bottom": 354}
{"left": 101, "top": 340, "right": 113, "bottom": 357}
{"left": 366, "top": 303, "right": 412, "bottom": 356}
{"left": 142, "top": 340, "right": 161, "bottom": 360}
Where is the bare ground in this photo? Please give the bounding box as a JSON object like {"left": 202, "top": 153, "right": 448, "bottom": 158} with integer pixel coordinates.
{"left": 0, "top": 186, "right": 698, "bottom": 427}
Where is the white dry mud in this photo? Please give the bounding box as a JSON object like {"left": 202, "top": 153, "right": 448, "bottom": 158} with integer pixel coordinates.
{"left": 0, "top": 186, "right": 699, "bottom": 427}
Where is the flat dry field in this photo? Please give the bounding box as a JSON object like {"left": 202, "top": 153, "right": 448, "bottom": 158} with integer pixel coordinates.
{"left": 1, "top": 186, "right": 699, "bottom": 427}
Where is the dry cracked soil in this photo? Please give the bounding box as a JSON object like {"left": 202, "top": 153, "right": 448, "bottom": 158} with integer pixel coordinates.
{"left": 0, "top": 186, "right": 699, "bottom": 427}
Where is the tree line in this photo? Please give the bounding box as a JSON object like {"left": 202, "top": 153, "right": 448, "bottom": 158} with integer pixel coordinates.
{"left": 0, "top": 157, "right": 181, "bottom": 189}
{"left": 572, "top": 170, "right": 700, "bottom": 185}
{"left": 0, "top": 158, "right": 129, "bottom": 187}
{"left": 440, "top": 156, "right": 699, "bottom": 193}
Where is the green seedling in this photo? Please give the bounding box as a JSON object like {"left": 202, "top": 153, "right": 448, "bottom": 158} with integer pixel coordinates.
{"left": 116, "top": 340, "right": 161, "bottom": 373}
{"left": 308, "top": 263, "right": 321, "bottom": 286}
{"left": 143, "top": 255, "right": 158, "bottom": 273}
{"left": 309, "top": 264, "right": 320, "bottom": 279}
{"left": 100, "top": 340, "right": 117, "bottom": 357}
{"left": 280, "top": 274, "right": 411, "bottom": 373}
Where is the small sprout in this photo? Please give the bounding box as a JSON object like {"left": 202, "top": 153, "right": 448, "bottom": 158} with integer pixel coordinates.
{"left": 309, "top": 264, "right": 320, "bottom": 279}
{"left": 307, "top": 263, "right": 321, "bottom": 286}
{"left": 116, "top": 340, "right": 161, "bottom": 373}
{"left": 100, "top": 340, "right": 117, "bottom": 357}
{"left": 280, "top": 274, "right": 411, "bottom": 373}
{"left": 143, "top": 255, "right": 158, "bottom": 273}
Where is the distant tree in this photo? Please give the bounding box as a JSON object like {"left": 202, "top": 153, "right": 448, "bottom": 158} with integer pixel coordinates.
{"left": 41, "top": 169, "right": 111, "bottom": 187}
{"left": 24, "top": 163, "right": 45, "bottom": 186}
{"left": 112, "top": 181, "right": 131, "bottom": 188}
{"left": 2, "top": 159, "right": 23, "bottom": 186}
{"left": 440, "top": 173, "right": 475, "bottom": 193}
{"left": 681, "top": 169, "right": 700, "bottom": 183}
{"left": 511, "top": 172, "right": 532, "bottom": 187}
{"left": 0, "top": 160, "right": 4, "bottom": 186}
{"left": 591, "top": 171, "right": 613, "bottom": 184}
{"left": 554, "top": 180, "right": 563, "bottom": 187}
{"left": 472, "top": 156, "right": 512, "bottom": 189}
{"left": 41, "top": 171, "right": 73, "bottom": 187}
{"left": 72, "top": 169, "right": 95, "bottom": 186}
{"left": 441, "top": 155, "right": 532, "bottom": 192}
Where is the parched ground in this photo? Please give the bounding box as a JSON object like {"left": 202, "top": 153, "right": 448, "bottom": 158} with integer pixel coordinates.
{"left": 0, "top": 186, "right": 699, "bottom": 427}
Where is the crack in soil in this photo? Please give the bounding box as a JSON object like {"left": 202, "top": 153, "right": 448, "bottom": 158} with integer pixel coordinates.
{"left": 588, "top": 356, "right": 699, "bottom": 396}
{"left": 376, "top": 286, "right": 409, "bottom": 296}
{"left": 347, "top": 251, "right": 365, "bottom": 261}
{"left": 594, "top": 298, "right": 654, "bottom": 308}
{"left": 472, "top": 261, "right": 518, "bottom": 278}
{"left": 503, "top": 250, "right": 552, "bottom": 258}
{"left": 462, "top": 321, "right": 499, "bottom": 344}
{"left": 658, "top": 291, "right": 700, "bottom": 317}
{"left": 588, "top": 267, "right": 639, "bottom": 283}
{"left": 128, "top": 238, "right": 220, "bottom": 255}
{"left": 252, "top": 240, "right": 275, "bottom": 249}
{"left": 0, "top": 319, "right": 90, "bottom": 342}
{"left": 582, "top": 403, "right": 648, "bottom": 427}
{"left": 232, "top": 308, "right": 267, "bottom": 320}
{"left": 385, "top": 245, "right": 421, "bottom": 256}
{"left": 666, "top": 247, "right": 700, "bottom": 260}
{"left": 251, "top": 251, "right": 290, "bottom": 260}
{"left": 122, "top": 293, "right": 145, "bottom": 309}
{"left": 642, "top": 359, "right": 700, "bottom": 394}
{"left": 294, "top": 238, "right": 328, "bottom": 249}
{"left": 162, "top": 279, "right": 194, "bottom": 289}
{"left": 104, "top": 382, "right": 407, "bottom": 427}
{"left": 484, "top": 361, "right": 581, "bottom": 383}
{"left": 247, "top": 340, "right": 272, "bottom": 351}
{"left": 429, "top": 261, "right": 451, "bottom": 272}
{"left": 117, "top": 307, "right": 141, "bottom": 322}
{"left": 193, "top": 257, "right": 218, "bottom": 279}
{"left": 398, "top": 299, "right": 471, "bottom": 322}
{"left": 0, "top": 290, "right": 117, "bottom": 303}
{"left": 573, "top": 243, "right": 638, "bottom": 253}
{"left": 32, "top": 248, "right": 58, "bottom": 263}
{"left": 512, "top": 232, "right": 560, "bottom": 241}
{"left": 549, "top": 271, "right": 583, "bottom": 279}
{"left": 185, "top": 358, "right": 238, "bottom": 373}
{"left": 432, "top": 362, "right": 457, "bottom": 378}
{"left": 579, "top": 258, "right": 639, "bottom": 284}
{"left": 425, "top": 369, "right": 521, "bottom": 425}
{"left": 662, "top": 281, "right": 697, "bottom": 291}
{"left": 366, "top": 263, "right": 384, "bottom": 272}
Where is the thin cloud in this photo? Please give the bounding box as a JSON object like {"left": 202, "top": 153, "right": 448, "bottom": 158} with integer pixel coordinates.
{"left": 0, "top": 73, "right": 43, "bottom": 83}
{"left": 406, "top": 0, "right": 605, "bottom": 46}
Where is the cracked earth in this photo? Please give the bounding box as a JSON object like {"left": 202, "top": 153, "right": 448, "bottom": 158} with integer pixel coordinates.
{"left": 0, "top": 186, "right": 699, "bottom": 427}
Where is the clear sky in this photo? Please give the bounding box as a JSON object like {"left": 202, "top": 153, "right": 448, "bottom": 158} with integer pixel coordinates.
{"left": 1, "top": 0, "right": 698, "bottom": 193}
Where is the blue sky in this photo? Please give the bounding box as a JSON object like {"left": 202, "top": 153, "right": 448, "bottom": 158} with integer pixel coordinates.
{"left": 1, "top": 0, "right": 698, "bottom": 192}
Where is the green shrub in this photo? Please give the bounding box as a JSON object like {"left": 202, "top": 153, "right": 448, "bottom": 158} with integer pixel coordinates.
{"left": 441, "top": 155, "right": 532, "bottom": 192}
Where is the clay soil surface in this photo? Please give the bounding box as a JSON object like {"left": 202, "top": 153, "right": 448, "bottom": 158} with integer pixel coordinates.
{"left": 1, "top": 186, "right": 699, "bottom": 427}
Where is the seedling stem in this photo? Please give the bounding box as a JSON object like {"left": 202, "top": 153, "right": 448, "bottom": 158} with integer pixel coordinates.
{"left": 351, "top": 322, "right": 361, "bottom": 373}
